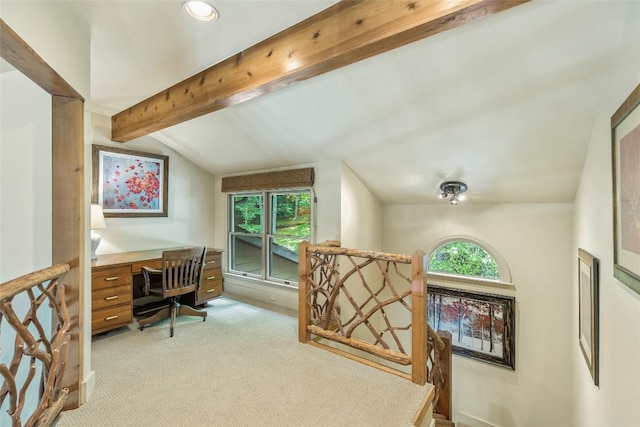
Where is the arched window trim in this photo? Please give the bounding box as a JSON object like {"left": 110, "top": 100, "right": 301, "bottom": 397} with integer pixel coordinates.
{"left": 426, "top": 236, "right": 513, "bottom": 287}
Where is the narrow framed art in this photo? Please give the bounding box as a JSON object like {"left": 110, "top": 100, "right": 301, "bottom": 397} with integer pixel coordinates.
{"left": 578, "top": 248, "right": 599, "bottom": 386}
{"left": 92, "top": 145, "right": 169, "bottom": 217}
{"left": 611, "top": 83, "right": 640, "bottom": 294}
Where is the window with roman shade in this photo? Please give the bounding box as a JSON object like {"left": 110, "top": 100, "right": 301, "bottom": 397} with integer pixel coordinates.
{"left": 223, "top": 168, "right": 314, "bottom": 286}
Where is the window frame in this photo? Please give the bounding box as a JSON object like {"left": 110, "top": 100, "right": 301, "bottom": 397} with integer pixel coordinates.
{"left": 227, "top": 188, "right": 313, "bottom": 287}
{"left": 426, "top": 237, "right": 513, "bottom": 289}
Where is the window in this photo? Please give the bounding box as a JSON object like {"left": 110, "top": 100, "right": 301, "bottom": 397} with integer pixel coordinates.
{"left": 228, "top": 190, "right": 312, "bottom": 285}
{"left": 427, "top": 239, "right": 510, "bottom": 283}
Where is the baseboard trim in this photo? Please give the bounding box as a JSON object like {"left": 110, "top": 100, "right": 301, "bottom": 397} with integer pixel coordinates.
{"left": 458, "top": 411, "right": 500, "bottom": 427}
{"left": 79, "top": 369, "right": 95, "bottom": 405}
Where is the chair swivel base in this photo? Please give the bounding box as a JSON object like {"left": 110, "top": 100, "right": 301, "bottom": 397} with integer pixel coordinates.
{"left": 137, "top": 300, "right": 207, "bottom": 337}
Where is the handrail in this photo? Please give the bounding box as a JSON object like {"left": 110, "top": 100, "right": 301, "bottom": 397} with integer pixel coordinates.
{"left": 304, "top": 242, "right": 413, "bottom": 264}
{"left": 0, "top": 263, "right": 71, "bottom": 427}
{"left": 427, "top": 324, "right": 446, "bottom": 351}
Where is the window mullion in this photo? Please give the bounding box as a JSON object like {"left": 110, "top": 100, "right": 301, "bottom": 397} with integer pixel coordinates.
{"left": 262, "top": 191, "right": 269, "bottom": 280}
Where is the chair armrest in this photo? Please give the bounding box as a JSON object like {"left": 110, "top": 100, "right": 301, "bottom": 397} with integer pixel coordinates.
{"left": 141, "top": 266, "right": 162, "bottom": 295}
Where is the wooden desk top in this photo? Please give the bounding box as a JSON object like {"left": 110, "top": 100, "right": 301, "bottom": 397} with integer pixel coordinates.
{"left": 91, "top": 247, "right": 223, "bottom": 270}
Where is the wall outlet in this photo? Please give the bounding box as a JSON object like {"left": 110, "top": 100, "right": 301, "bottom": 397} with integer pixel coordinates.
{"left": 269, "top": 295, "right": 276, "bottom": 302}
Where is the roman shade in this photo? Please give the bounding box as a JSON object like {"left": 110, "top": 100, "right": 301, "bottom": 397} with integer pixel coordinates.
{"left": 221, "top": 168, "right": 314, "bottom": 192}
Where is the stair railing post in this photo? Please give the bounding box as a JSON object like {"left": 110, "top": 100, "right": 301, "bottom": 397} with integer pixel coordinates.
{"left": 435, "top": 330, "right": 453, "bottom": 420}
{"left": 411, "top": 249, "right": 428, "bottom": 385}
{"left": 298, "top": 240, "right": 312, "bottom": 343}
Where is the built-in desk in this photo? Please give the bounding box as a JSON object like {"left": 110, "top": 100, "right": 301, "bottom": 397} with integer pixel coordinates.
{"left": 91, "top": 247, "right": 223, "bottom": 335}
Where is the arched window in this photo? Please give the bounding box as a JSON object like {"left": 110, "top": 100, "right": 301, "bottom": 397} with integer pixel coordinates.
{"left": 427, "top": 238, "right": 511, "bottom": 284}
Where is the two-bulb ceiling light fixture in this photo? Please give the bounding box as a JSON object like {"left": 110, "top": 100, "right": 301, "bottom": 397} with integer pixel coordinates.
{"left": 183, "top": 1, "right": 219, "bottom": 22}
{"left": 438, "top": 181, "right": 468, "bottom": 205}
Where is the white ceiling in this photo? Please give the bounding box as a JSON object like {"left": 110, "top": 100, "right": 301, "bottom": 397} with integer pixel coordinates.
{"left": 62, "top": 0, "right": 632, "bottom": 204}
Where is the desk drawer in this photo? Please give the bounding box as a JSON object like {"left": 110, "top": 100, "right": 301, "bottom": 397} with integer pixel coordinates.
{"left": 92, "top": 304, "right": 132, "bottom": 334}
{"left": 131, "top": 259, "right": 162, "bottom": 274}
{"left": 197, "top": 284, "right": 222, "bottom": 301}
{"left": 201, "top": 268, "right": 222, "bottom": 288}
{"left": 92, "top": 285, "right": 132, "bottom": 311}
{"left": 92, "top": 266, "right": 131, "bottom": 290}
{"left": 198, "top": 268, "right": 222, "bottom": 301}
{"left": 203, "top": 253, "right": 221, "bottom": 269}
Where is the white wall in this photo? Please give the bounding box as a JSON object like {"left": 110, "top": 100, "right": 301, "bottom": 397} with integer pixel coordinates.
{"left": 573, "top": 2, "right": 640, "bottom": 426}
{"left": 0, "top": 68, "right": 52, "bottom": 280}
{"left": 0, "top": 63, "right": 53, "bottom": 427}
{"left": 383, "top": 203, "right": 574, "bottom": 427}
{"left": 340, "top": 163, "right": 382, "bottom": 251}
{"left": 90, "top": 114, "right": 216, "bottom": 254}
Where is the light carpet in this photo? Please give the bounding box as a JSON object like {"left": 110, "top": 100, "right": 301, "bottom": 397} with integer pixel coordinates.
{"left": 55, "top": 296, "right": 429, "bottom": 427}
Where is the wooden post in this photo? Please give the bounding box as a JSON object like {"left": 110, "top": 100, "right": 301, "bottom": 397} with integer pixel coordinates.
{"left": 298, "top": 240, "right": 312, "bottom": 343}
{"left": 411, "top": 250, "right": 427, "bottom": 385}
{"left": 52, "top": 95, "right": 85, "bottom": 409}
{"left": 435, "top": 330, "right": 453, "bottom": 420}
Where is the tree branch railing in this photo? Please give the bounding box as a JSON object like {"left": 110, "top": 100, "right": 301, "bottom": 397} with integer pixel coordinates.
{"left": 0, "top": 263, "right": 71, "bottom": 427}
{"left": 298, "top": 241, "right": 451, "bottom": 419}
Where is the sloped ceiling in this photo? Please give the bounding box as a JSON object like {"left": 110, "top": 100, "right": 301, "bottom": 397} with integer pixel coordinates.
{"left": 63, "top": 0, "right": 632, "bottom": 204}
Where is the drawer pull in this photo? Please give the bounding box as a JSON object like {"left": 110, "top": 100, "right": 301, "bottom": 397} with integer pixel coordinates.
{"left": 104, "top": 295, "right": 119, "bottom": 301}
{"left": 207, "top": 260, "right": 216, "bottom": 264}
{"left": 105, "top": 315, "right": 119, "bottom": 321}
{"left": 104, "top": 276, "right": 119, "bottom": 281}
{"left": 206, "top": 288, "right": 217, "bottom": 293}
{"left": 206, "top": 276, "right": 216, "bottom": 280}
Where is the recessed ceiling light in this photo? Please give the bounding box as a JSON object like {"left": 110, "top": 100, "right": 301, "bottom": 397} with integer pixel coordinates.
{"left": 183, "top": 1, "right": 219, "bottom": 22}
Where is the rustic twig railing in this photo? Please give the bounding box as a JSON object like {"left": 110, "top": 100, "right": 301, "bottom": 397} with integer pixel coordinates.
{"left": 0, "top": 263, "right": 71, "bottom": 427}
{"left": 298, "top": 241, "right": 451, "bottom": 417}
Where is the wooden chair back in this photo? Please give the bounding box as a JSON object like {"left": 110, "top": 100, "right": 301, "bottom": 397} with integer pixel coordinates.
{"left": 161, "top": 246, "right": 206, "bottom": 298}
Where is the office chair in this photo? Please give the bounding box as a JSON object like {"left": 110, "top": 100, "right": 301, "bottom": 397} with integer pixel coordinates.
{"left": 138, "top": 246, "right": 207, "bottom": 337}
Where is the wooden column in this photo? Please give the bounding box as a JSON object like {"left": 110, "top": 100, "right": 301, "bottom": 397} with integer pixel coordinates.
{"left": 52, "top": 95, "right": 85, "bottom": 409}
{"left": 298, "top": 240, "right": 312, "bottom": 343}
{"left": 411, "top": 249, "right": 427, "bottom": 385}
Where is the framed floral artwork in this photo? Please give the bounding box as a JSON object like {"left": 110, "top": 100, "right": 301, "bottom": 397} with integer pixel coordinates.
{"left": 92, "top": 145, "right": 168, "bottom": 217}
{"left": 611, "top": 83, "right": 640, "bottom": 294}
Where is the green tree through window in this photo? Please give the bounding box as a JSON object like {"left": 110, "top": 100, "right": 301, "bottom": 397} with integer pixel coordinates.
{"left": 428, "top": 241, "right": 499, "bottom": 279}
{"left": 229, "top": 190, "right": 311, "bottom": 284}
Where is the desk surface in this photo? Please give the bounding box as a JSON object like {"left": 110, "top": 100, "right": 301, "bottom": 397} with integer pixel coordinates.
{"left": 91, "top": 247, "right": 223, "bottom": 270}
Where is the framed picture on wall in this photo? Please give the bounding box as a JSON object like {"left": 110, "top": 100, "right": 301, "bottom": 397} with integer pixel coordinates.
{"left": 426, "top": 285, "right": 515, "bottom": 370}
{"left": 611, "top": 83, "right": 640, "bottom": 294}
{"left": 578, "top": 248, "right": 599, "bottom": 386}
{"left": 92, "top": 145, "right": 169, "bottom": 217}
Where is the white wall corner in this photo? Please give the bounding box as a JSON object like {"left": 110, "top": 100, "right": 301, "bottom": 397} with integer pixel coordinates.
{"left": 79, "top": 369, "right": 96, "bottom": 405}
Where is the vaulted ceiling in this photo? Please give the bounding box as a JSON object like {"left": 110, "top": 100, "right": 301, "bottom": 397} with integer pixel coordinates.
{"left": 62, "top": 0, "right": 632, "bottom": 204}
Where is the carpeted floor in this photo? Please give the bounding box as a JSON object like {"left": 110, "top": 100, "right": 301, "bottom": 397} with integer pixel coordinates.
{"left": 55, "top": 296, "right": 429, "bottom": 427}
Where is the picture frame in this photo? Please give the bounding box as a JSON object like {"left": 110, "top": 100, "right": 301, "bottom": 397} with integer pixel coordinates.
{"left": 578, "top": 248, "right": 599, "bottom": 386}
{"left": 427, "top": 285, "right": 515, "bottom": 370}
{"left": 92, "top": 144, "right": 169, "bottom": 217}
{"left": 611, "top": 83, "right": 640, "bottom": 294}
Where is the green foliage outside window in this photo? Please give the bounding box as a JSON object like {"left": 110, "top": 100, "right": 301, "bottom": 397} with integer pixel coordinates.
{"left": 428, "top": 241, "right": 499, "bottom": 279}
{"left": 233, "top": 192, "right": 311, "bottom": 252}
{"left": 272, "top": 193, "right": 311, "bottom": 252}
{"left": 234, "top": 195, "right": 263, "bottom": 234}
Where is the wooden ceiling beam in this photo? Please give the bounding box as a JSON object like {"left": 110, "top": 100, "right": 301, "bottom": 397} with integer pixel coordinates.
{"left": 0, "top": 19, "right": 83, "bottom": 99}
{"left": 111, "top": 0, "right": 529, "bottom": 142}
